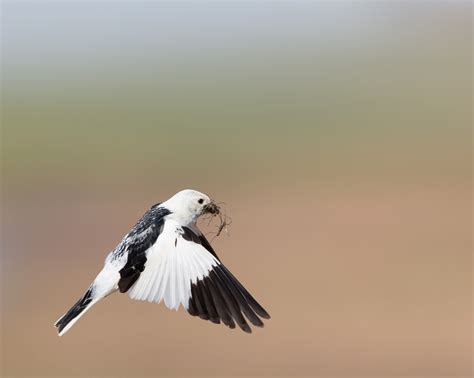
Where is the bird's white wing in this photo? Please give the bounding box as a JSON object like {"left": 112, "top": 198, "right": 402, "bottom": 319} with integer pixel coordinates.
{"left": 126, "top": 220, "right": 270, "bottom": 333}
{"left": 127, "top": 227, "right": 219, "bottom": 310}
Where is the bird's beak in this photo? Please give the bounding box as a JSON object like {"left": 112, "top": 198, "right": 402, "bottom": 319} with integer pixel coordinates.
{"left": 203, "top": 202, "right": 220, "bottom": 215}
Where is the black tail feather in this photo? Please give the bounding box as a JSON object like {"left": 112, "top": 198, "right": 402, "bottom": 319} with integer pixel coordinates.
{"left": 55, "top": 287, "right": 93, "bottom": 334}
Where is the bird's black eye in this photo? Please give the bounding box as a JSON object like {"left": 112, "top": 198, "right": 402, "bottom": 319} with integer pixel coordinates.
{"left": 198, "top": 198, "right": 204, "bottom": 204}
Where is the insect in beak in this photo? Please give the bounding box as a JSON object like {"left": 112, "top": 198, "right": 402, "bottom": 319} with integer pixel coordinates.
{"left": 203, "top": 202, "right": 220, "bottom": 215}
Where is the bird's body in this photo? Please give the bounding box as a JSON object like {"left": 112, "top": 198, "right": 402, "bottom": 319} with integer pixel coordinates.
{"left": 54, "top": 189, "right": 270, "bottom": 336}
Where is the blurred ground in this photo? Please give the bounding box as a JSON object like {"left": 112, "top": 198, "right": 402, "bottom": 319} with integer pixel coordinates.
{"left": 2, "top": 182, "right": 472, "bottom": 376}
{"left": 1, "top": 1, "right": 472, "bottom": 377}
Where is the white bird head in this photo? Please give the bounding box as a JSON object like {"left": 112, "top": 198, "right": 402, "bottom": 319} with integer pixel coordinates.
{"left": 161, "top": 189, "right": 219, "bottom": 225}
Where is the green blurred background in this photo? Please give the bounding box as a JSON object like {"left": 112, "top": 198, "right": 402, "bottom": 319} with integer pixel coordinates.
{"left": 1, "top": 1, "right": 472, "bottom": 377}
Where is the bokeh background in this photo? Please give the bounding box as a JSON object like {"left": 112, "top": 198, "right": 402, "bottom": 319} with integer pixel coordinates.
{"left": 1, "top": 1, "right": 472, "bottom": 377}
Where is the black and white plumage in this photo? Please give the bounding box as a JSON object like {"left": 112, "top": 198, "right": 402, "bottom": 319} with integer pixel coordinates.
{"left": 54, "top": 189, "right": 270, "bottom": 336}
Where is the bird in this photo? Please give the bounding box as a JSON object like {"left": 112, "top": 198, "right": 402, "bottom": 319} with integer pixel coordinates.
{"left": 54, "top": 189, "right": 270, "bottom": 336}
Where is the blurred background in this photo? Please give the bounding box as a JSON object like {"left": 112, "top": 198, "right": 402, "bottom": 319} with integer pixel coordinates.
{"left": 1, "top": 1, "right": 472, "bottom": 377}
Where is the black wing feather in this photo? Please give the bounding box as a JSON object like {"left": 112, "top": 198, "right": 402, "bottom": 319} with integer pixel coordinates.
{"left": 198, "top": 280, "right": 220, "bottom": 324}
{"left": 210, "top": 269, "right": 251, "bottom": 333}
{"left": 220, "top": 265, "right": 271, "bottom": 319}
{"left": 191, "top": 282, "right": 210, "bottom": 320}
{"left": 183, "top": 227, "right": 270, "bottom": 332}
{"left": 205, "top": 277, "right": 235, "bottom": 329}
{"left": 116, "top": 204, "right": 170, "bottom": 293}
{"left": 214, "top": 265, "right": 264, "bottom": 327}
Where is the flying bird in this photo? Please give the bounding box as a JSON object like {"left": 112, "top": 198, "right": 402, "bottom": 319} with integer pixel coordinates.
{"left": 54, "top": 189, "right": 270, "bottom": 335}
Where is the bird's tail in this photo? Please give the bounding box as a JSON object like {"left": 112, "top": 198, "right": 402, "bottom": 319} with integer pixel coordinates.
{"left": 54, "top": 287, "right": 98, "bottom": 336}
